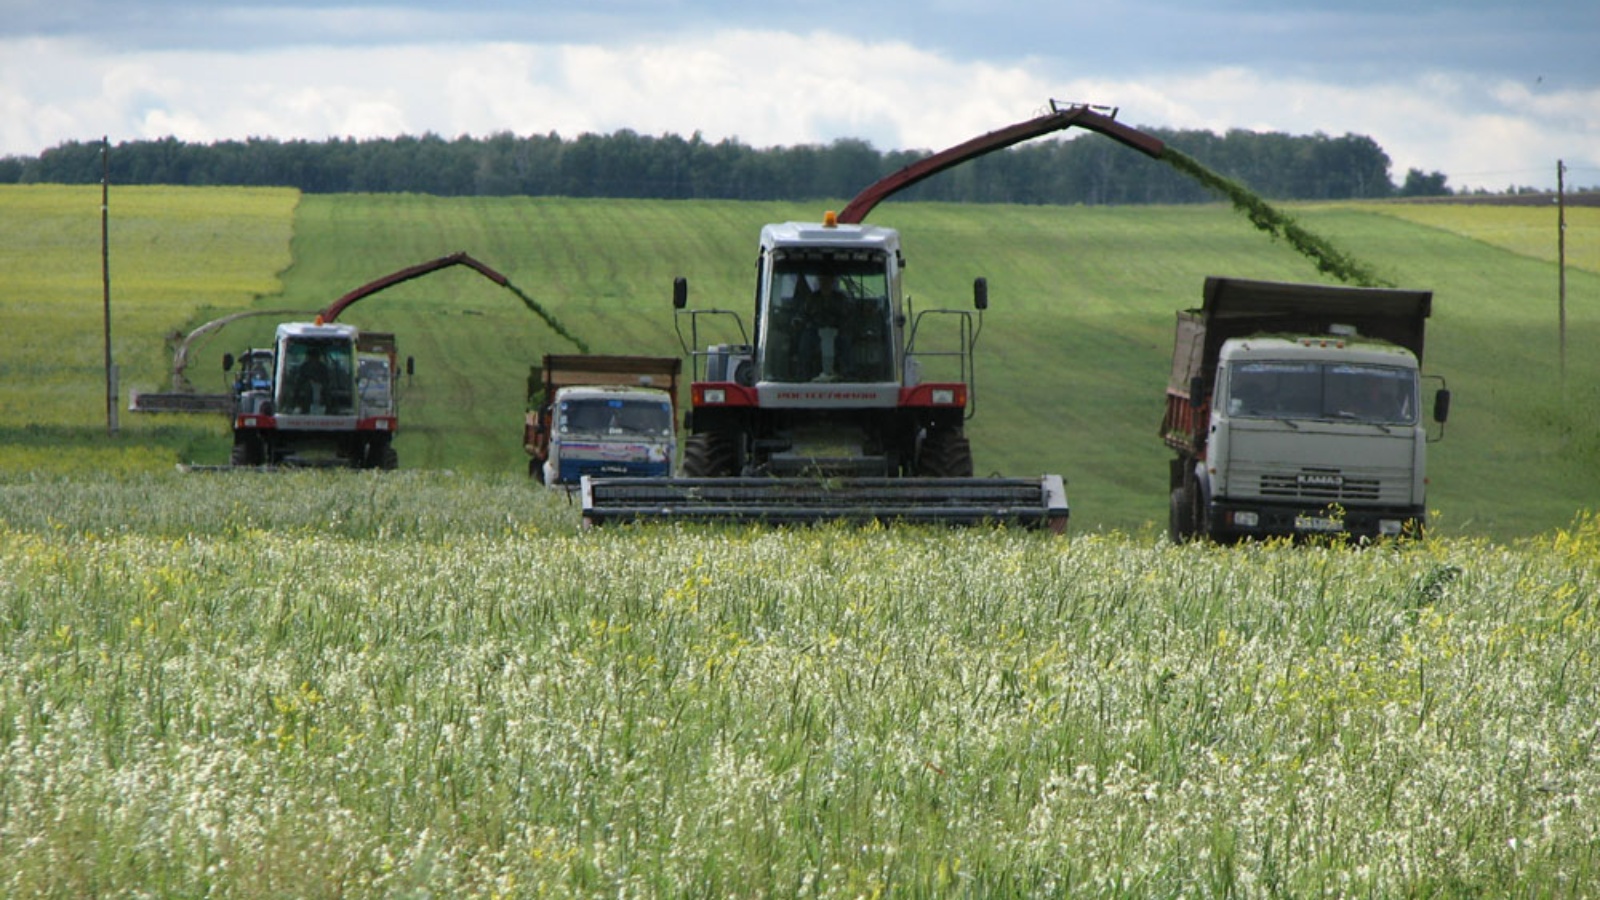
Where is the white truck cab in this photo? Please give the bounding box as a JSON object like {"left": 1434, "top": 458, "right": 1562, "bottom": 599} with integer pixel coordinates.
{"left": 541, "top": 386, "right": 676, "bottom": 485}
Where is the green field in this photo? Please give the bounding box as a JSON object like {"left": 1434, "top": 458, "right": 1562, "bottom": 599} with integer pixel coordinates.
{"left": 4, "top": 187, "right": 1600, "bottom": 896}
{"left": 3, "top": 475, "right": 1598, "bottom": 897}
{"left": 3, "top": 184, "right": 1597, "bottom": 539}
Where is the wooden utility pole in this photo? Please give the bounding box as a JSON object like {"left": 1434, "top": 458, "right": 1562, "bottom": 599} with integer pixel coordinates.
{"left": 1558, "top": 159, "right": 1567, "bottom": 397}
{"left": 102, "top": 137, "right": 118, "bottom": 435}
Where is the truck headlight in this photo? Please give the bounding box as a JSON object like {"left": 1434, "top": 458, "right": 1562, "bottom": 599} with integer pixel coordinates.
{"left": 1232, "top": 511, "right": 1259, "bottom": 528}
{"left": 703, "top": 388, "right": 726, "bottom": 404}
{"left": 932, "top": 388, "right": 955, "bottom": 405}
{"left": 1379, "top": 519, "right": 1404, "bottom": 536}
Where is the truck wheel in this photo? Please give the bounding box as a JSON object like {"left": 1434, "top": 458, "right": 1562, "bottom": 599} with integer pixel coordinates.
{"left": 682, "top": 432, "right": 738, "bottom": 476}
{"left": 380, "top": 446, "right": 399, "bottom": 470}
{"left": 916, "top": 430, "right": 973, "bottom": 477}
{"left": 1169, "top": 486, "right": 1198, "bottom": 543}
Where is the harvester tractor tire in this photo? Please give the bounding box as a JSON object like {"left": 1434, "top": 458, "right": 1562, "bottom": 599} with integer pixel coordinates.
{"left": 916, "top": 430, "right": 974, "bottom": 477}
{"left": 681, "top": 432, "right": 739, "bottom": 477}
{"left": 360, "top": 436, "right": 399, "bottom": 470}
{"left": 230, "top": 434, "right": 264, "bottom": 467}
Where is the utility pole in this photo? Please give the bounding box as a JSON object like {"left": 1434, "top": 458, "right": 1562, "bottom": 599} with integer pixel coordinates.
{"left": 1558, "top": 159, "right": 1567, "bottom": 398}
{"left": 102, "top": 137, "right": 118, "bottom": 435}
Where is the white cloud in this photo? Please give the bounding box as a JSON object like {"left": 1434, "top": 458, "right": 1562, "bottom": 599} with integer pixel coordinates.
{"left": 3, "top": 29, "right": 1595, "bottom": 191}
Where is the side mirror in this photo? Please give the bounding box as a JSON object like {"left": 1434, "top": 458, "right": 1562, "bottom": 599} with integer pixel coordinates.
{"left": 973, "top": 277, "right": 988, "bottom": 311}
{"left": 1189, "top": 376, "right": 1205, "bottom": 408}
{"left": 1433, "top": 388, "right": 1450, "bottom": 424}
{"left": 673, "top": 276, "right": 688, "bottom": 310}
{"left": 223, "top": 353, "right": 235, "bottom": 371}
{"left": 406, "top": 357, "right": 415, "bottom": 377}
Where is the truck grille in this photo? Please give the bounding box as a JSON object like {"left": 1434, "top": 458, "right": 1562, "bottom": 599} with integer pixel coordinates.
{"left": 1259, "top": 470, "right": 1382, "bottom": 502}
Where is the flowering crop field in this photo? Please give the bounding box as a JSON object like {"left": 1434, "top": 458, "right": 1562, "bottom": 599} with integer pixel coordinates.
{"left": 3, "top": 471, "right": 1597, "bottom": 897}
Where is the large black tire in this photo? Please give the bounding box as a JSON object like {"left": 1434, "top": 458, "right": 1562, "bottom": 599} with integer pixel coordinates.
{"left": 681, "top": 432, "right": 739, "bottom": 476}
{"left": 916, "top": 429, "right": 974, "bottom": 477}
{"left": 1169, "top": 485, "right": 1198, "bottom": 543}
{"left": 230, "top": 433, "right": 264, "bottom": 467}
{"left": 357, "top": 435, "right": 400, "bottom": 470}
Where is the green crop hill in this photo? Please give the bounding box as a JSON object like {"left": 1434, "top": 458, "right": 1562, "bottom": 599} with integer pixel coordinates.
{"left": 2, "top": 184, "right": 1596, "bottom": 541}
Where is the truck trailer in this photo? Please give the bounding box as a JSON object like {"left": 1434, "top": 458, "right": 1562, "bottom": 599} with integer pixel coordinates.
{"left": 1163, "top": 276, "right": 1450, "bottom": 542}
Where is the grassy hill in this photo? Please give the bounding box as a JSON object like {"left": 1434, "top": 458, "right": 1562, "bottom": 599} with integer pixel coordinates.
{"left": 2, "top": 185, "right": 1596, "bottom": 540}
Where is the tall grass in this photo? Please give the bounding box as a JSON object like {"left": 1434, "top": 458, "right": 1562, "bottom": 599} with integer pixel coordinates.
{"left": 3, "top": 473, "right": 1597, "bottom": 896}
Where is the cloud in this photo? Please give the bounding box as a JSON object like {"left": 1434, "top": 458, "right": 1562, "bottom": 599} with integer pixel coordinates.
{"left": 2, "top": 27, "right": 1595, "bottom": 191}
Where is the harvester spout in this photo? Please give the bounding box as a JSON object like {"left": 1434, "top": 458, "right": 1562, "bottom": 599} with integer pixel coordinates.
{"left": 837, "top": 100, "right": 1165, "bottom": 224}
{"left": 318, "top": 251, "right": 512, "bottom": 323}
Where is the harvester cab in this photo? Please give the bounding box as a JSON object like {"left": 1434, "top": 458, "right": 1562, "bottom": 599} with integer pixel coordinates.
{"left": 670, "top": 215, "right": 983, "bottom": 478}
{"left": 279, "top": 331, "right": 356, "bottom": 416}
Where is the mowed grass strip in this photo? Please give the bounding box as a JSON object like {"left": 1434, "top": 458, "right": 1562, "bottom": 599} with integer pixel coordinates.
{"left": 2, "top": 473, "right": 1598, "bottom": 897}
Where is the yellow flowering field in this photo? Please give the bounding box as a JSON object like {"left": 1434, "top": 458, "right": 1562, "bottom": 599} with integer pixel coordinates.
{"left": 1364, "top": 201, "right": 1600, "bottom": 274}
{"left": 0, "top": 184, "right": 297, "bottom": 471}
{"left": 2, "top": 471, "right": 1596, "bottom": 897}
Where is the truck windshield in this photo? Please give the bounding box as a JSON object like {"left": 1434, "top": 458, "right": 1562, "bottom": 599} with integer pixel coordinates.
{"left": 560, "top": 398, "right": 673, "bottom": 437}
{"left": 1227, "top": 361, "right": 1418, "bottom": 425}
{"left": 762, "top": 255, "right": 893, "bottom": 383}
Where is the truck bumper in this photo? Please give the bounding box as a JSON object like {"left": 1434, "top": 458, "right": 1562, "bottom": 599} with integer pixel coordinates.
{"left": 555, "top": 459, "right": 672, "bottom": 485}
{"left": 1208, "top": 499, "right": 1427, "bottom": 541}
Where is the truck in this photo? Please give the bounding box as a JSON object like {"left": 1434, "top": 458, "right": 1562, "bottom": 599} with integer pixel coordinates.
{"left": 1163, "top": 276, "right": 1450, "bottom": 542}
{"left": 524, "top": 354, "right": 681, "bottom": 485}
{"left": 579, "top": 102, "right": 1167, "bottom": 529}
{"left": 224, "top": 320, "right": 405, "bottom": 468}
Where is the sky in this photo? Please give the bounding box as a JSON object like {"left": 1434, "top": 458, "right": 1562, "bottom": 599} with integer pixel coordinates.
{"left": 2, "top": 0, "right": 1597, "bottom": 192}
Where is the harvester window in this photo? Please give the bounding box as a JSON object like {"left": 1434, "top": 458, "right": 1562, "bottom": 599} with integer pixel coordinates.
{"left": 285, "top": 341, "right": 354, "bottom": 415}
{"left": 766, "top": 259, "right": 893, "bottom": 383}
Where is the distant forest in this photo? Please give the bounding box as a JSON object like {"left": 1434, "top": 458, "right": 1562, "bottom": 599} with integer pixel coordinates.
{"left": 0, "top": 126, "right": 1461, "bottom": 204}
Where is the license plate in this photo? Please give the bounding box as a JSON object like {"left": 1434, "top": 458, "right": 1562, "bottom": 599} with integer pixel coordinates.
{"left": 1294, "top": 515, "right": 1344, "bottom": 533}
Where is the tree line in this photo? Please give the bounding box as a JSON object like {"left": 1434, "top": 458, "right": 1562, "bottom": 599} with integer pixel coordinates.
{"left": 0, "top": 126, "right": 1458, "bottom": 204}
